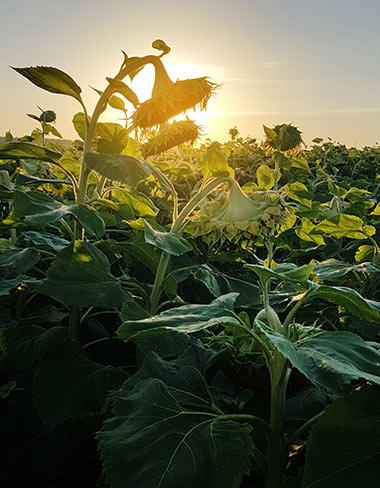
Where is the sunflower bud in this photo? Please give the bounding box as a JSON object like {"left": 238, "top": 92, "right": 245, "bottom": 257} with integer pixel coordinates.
{"left": 141, "top": 120, "right": 200, "bottom": 157}
{"left": 186, "top": 178, "right": 288, "bottom": 245}
{"left": 264, "top": 123, "right": 303, "bottom": 152}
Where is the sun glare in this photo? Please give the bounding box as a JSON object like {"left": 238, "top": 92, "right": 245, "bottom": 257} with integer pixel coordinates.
{"left": 99, "top": 61, "right": 221, "bottom": 138}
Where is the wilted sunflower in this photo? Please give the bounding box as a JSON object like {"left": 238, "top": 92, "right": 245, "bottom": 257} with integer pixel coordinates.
{"left": 186, "top": 178, "right": 288, "bottom": 245}
{"left": 132, "top": 58, "right": 219, "bottom": 129}
{"left": 141, "top": 120, "right": 200, "bottom": 157}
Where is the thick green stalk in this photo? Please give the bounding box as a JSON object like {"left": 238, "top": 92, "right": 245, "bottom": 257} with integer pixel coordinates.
{"left": 148, "top": 177, "right": 232, "bottom": 314}
{"left": 265, "top": 354, "right": 290, "bottom": 488}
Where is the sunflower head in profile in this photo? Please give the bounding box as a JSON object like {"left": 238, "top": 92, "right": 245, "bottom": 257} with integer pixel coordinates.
{"left": 132, "top": 56, "right": 219, "bottom": 129}
{"left": 186, "top": 178, "right": 288, "bottom": 246}
{"left": 141, "top": 120, "right": 200, "bottom": 158}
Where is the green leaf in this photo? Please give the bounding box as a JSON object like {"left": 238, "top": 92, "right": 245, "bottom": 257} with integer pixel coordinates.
{"left": 144, "top": 221, "right": 192, "bottom": 256}
{"left": 0, "top": 142, "right": 61, "bottom": 163}
{"left": 245, "top": 263, "right": 314, "bottom": 287}
{"left": 34, "top": 344, "right": 126, "bottom": 431}
{"left": 95, "top": 122, "right": 131, "bottom": 154}
{"left": 38, "top": 241, "right": 126, "bottom": 307}
{"left": 1, "top": 325, "right": 69, "bottom": 371}
{"left": 113, "top": 188, "right": 157, "bottom": 217}
{"left": 314, "top": 260, "right": 379, "bottom": 282}
{"left": 257, "top": 325, "right": 380, "bottom": 392}
{"left": 355, "top": 244, "right": 374, "bottom": 262}
{"left": 370, "top": 202, "right": 380, "bottom": 216}
{"left": 11, "top": 66, "right": 82, "bottom": 101}
{"left": 302, "top": 389, "right": 380, "bottom": 488}
{"left": 199, "top": 142, "right": 234, "bottom": 180}
{"left": 256, "top": 164, "right": 274, "bottom": 190}
{"left": 192, "top": 264, "right": 262, "bottom": 308}
{"left": 306, "top": 282, "right": 380, "bottom": 322}
{"left": 21, "top": 230, "right": 69, "bottom": 251}
{"left": 117, "top": 293, "right": 240, "bottom": 342}
{"left": 0, "top": 276, "right": 24, "bottom": 296}
{"left": 72, "top": 111, "right": 86, "bottom": 140}
{"left": 69, "top": 204, "right": 105, "bottom": 238}
{"left": 106, "top": 78, "right": 139, "bottom": 108}
{"left": 296, "top": 218, "right": 325, "bottom": 246}
{"left": 108, "top": 94, "right": 126, "bottom": 111}
{"left": 97, "top": 378, "right": 253, "bottom": 488}
{"left": 312, "top": 214, "right": 374, "bottom": 239}
{"left": 85, "top": 152, "right": 151, "bottom": 186}
{"left": 14, "top": 189, "right": 105, "bottom": 237}
{"left": 0, "top": 246, "right": 40, "bottom": 278}
{"left": 285, "top": 182, "right": 313, "bottom": 208}
{"left": 126, "top": 341, "right": 230, "bottom": 410}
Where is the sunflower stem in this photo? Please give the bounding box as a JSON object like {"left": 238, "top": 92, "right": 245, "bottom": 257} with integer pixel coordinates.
{"left": 148, "top": 176, "right": 232, "bottom": 314}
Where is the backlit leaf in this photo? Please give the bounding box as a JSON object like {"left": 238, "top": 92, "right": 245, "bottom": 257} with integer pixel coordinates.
{"left": 256, "top": 164, "right": 274, "bottom": 190}
{"left": 0, "top": 142, "right": 61, "bottom": 163}
{"left": 11, "top": 66, "right": 82, "bottom": 101}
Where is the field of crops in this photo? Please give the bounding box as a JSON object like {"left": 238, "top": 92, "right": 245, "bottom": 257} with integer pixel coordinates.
{"left": 1, "top": 41, "right": 380, "bottom": 488}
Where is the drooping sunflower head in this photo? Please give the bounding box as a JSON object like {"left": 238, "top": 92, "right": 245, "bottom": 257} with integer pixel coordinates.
{"left": 264, "top": 123, "right": 303, "bottom": 152}
{"left": 186, "top": 178, "right": 288, "bottom": 246}
{"left": 133, "top": 76, "right": 219, "bottom": 129}
{"left": 141, "top": 120, "right": 200, "bottom": 158}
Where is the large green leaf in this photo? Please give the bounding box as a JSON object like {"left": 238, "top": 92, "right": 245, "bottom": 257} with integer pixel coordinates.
{"left": 126, "top": 341, "right": 236, "bottom": 411}
{"left": 33, "top": 344, "right": 126, "bottom": 430}
{"left": 21, "top": 230, "right": 70, "bottom": 251}
{"left": 306, "top": 282, "right": 380, "bottom": 322}
{"left": 95, "top": 122, "right": 131, "bottom": 154}
{"left": 302, "top": 389, "right": 380, "bottom": 488}
{"left": 257, "top": 325, "right": 380, "bottom": 392}
{"left": 0, "top": 246, "right": 40, "bottom": 278}
{"left": 117, "top": 293, "right": 240, "bottom": 342}
{"left": 14, "top": 189, "right": 105, "bottom": 237}
{"left": 38, "top": 241, "right": 126, "bottom": 307}
{"left": 144, "top": 221, "right": 192, "bottom": 256}
{"left": 192, "top": 264, "right": 262, "bottom": 308}
{"left": 1, "top": 325, "right": 69, "bottom": 371}
{"left": 113, "top": 188, "right": 156, "bottom": 217}
{"left": 85, "top": 151, "right": 151, "bottom": 186}
{"left": 11, "top": 66, "right": 82, "bottom": 101}
{"left": 0, "top": 142, "right": 61, "bottom": 163}
{"left": 97, "top": 378, "right": 253, "bottom": 488}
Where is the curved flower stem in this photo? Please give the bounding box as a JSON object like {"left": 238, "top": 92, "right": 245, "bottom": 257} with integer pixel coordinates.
{"left": 76, "top": 55, "right": 165, "bottom": 208}
{"left": 148, "top": 176, "right": 233, "bottom": 314}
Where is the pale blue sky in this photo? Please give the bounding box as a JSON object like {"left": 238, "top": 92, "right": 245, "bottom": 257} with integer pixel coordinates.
{"left": 1, "top": 0, "right": 380, "bottom": 146}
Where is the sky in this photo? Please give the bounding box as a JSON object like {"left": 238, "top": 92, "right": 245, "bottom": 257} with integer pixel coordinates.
{"left": 1, "top": 0, "right": 380, "bottom": 148}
